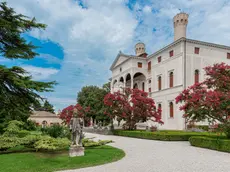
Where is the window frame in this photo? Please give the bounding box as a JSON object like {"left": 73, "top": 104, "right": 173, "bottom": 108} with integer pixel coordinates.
{"left": 137, "top": 62, "right": 142, "bottom": 68}
{"left": 169, "top": 102, "right": 174, "bottom": 118}
{"left": 158, "top": 75, "right": 162, "bottom": 91}
{"left": 158, "top": 56, "right": 161, "bottom": 63}
{"left": 194, "top": 47, "right": 200, "bottom": 54}
{"left": 169, "top": 50, "right": 174, "bottom": 57}
{"left": 227, "top": 53, "right": 230, "bottom": 59}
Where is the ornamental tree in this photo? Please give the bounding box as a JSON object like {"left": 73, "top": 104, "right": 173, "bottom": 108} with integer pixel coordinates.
{"left": 0, "top": 2, "right": 55, "bottom": 132}
{"left": 176, "top": 63, "right": 230, "bottom": 138}
{"left": 104, "top": 88, "right": 163, "bottom": 130}
{"left": 59, "top": 104, "right": 90, "bottom": 125}
{"left": 77, "top": 85, "right": 110, "bottom": 124}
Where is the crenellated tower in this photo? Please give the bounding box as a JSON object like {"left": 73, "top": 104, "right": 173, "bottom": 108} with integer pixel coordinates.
{"left": 173, "top": 12, "right": 189, "bottom": 41}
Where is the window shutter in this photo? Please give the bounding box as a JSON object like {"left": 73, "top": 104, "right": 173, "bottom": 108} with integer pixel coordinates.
{"left": 148, "top": 61, "right": 151, "bottom": 70}
{"left": 195, "top": 70, "right": 199, "bottom": 84}
{"left": 158, "top": 56, "right": 161, "bottom": 63}
{"left": 227, "top": 53, "right": 230, "bottom": 59}
{"left": 170, "top": 102, "right": 174, "bottom": 118}
{"left": 138, "top": 62, "right": 142, "bottom": 68}
{"left": 194, "top": 47, "right": 200, "bottom": 54}
{"left": 158, "top": 76, "right": 161, "bottom": 90}
{"left": 169, "top": 72, "right": 173, "bottom": 88}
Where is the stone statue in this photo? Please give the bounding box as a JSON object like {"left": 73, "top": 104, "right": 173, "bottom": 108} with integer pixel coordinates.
{"left": 70, "top": 117, "right": 83, "bottom": 146}
{"left": 69, "top": 108, "right": 84, "bottom": 157}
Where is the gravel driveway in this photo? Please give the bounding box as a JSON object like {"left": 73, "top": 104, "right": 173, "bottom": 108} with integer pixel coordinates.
{"left": 62, "top": 133, "right": 230, "bottom": 172}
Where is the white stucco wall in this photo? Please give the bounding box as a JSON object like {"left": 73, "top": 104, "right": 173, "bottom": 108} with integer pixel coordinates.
{"left": 110, "top": 39, "right": 230, "bottom": 130}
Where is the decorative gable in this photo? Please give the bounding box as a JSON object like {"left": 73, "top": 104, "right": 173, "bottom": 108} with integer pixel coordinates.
{"left": 110, "top": 52, "right": 130, "bottom": 70}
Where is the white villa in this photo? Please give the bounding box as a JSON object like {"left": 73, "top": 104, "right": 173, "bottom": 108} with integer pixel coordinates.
{"left": 110, "top": 12, "right": 230, "bottom": 130}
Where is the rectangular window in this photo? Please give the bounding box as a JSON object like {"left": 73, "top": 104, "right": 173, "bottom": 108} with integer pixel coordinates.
{"left": 149, "top": 88, "right": 151, "bottom": 92}
{"left": 158, "top": 56, "right": 161, "bottom": 63}
{"left": 169, "top": 50, "right": 174, "bottom": 57}
{"left": 194, "top": 47, "right": 200, "bottom": 54}
{"left": 169, "top": 72, "right": 173, "bottom": 88}
{"left": 138, "top": 62, "right": 142, "bottom": 68}
{"left": 148, "top": 61, "right": 151, "bottom": 70}
{"left": 227, "top": 53, "right": 230, "bottom": 59}
{"left": 169, "top": 102, "right": 174, "bottom": 118}
{"left": 158, "top": 76, "right": 162, "bottom": 91}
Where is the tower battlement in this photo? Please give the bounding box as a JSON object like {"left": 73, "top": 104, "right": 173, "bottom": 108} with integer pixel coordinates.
{"left": 173, "top": 12, "right": 189, "bottom": 41}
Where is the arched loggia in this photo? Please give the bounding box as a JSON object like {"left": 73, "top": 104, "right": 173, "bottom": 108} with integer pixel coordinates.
{"left": 133, "top": 72, "right": 146, "bottom": 91}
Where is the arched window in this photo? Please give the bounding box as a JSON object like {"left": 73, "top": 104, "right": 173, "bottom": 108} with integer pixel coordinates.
{"left": 158, "top": 76, "right": 162, "bottom": 91}
{"left": 169, "top": 72, "right": 173, "bottom": 88}
{"left": 195, "top": 70, "right": 199, "bottom": 84}
{"left": 158, "top": 104, "right": 162, "bottom": 117}
{"left": 134, "top": 83, "right": 138, "bottom": 89}
{"left": 142, "top": 82, "right": 145, "bottom": 91}
{"left": 42, "top": 120, "right": 47, "bottom": 128}
{"left": 169, "top": 102, "right": 174, "bottom": 118}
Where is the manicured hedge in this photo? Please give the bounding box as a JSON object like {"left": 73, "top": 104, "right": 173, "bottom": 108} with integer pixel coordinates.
{"left": 113, "top": 130, "right": 217, "bottom": 141}
{"left": 189, "top": 136, "right": 230, "bottom": 153}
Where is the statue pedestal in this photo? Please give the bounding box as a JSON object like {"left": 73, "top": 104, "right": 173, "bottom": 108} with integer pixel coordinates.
{"left": 69, "top": 145, "right": 85, "bottom": 157}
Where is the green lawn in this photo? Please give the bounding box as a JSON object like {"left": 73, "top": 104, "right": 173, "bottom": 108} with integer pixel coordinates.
{"left": 0, "top": 145, "right": 125, "bottom": 172}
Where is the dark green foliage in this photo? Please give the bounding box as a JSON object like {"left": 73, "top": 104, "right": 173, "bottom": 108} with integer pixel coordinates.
{"left": 77, "top": 85, "right": 110, "bottom": 123}
{"left": 41, "top": 124, "right": 70, "bottom": 139}
{"left": 0, "top": 2, "right": 46, "bottom": 59}
{"left": 42, "top": 100, "right": 55, "bottom": 113}
{"left": 102, "top": 82, "right": 111, "bottom": 93}
{"left": 0, "top": 2, "right": 56, "bottom": 126}
{"left": 189, "top": 136, "right": 230, "bottom": 153}
{"left": 23, "top": 120, "right": 37, "bottom": 131}
{"left": 113, "top": 130, "right": 220, "bottom": 141}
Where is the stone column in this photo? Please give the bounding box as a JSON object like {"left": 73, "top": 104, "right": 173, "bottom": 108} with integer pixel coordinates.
{"left": 131, "top": 78, "right": 133, "bottom": 89}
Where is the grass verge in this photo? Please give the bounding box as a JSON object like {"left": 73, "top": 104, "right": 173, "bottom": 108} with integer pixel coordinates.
{"left": 0, "top": 145, "right": 125, "bottom": 172}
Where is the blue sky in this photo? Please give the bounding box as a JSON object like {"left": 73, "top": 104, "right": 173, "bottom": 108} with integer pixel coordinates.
{"left": 1, "top": 0, "right": 230, "bottom": 111}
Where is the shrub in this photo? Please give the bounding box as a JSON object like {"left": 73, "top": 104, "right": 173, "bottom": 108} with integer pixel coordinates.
{"left": 0, "top": 136, "right": 22, "bottom": 151}
{"left": 41, "top": 124, "right": 70, "bottom": 138}
{"left": 82, "top": 138, "right": 113, "bottom": 147}
{"left": 113, "top": 130, "right": 218, "bottom": 141}
{"left": 3, "top": 120, "right": 24, "bottom": 137}
{"left": 23, "top": 120, "right": 37, "bottom": 131}
{"left": 189, "top": 136, "right": 230, "bottom": 153}
{"left": 34, "top": 136, "right": 70, "bottom": 151}
{"left": 21, "top": 134, "right": 42, "bottom": 148}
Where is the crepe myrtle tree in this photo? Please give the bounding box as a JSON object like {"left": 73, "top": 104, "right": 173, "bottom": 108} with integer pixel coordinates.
{"left": 59, "top": 104, "right": 90, "bottom": 125}
{"left": 104, "top": 88, "right": 163, "bottom": 130}
{"left": 176, "top": 63, "right": 230, "bottom": 138}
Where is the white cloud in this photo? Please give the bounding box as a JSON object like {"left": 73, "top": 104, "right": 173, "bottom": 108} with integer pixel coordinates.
{"left": 4, "top": 0, "right": 137, "bottom": 110}
{"left": 22, "top": 65, "right": 59, "bottom": 80}
{"left": 38, "top": 53, "right": 62, "bottom": 64}
{"left": 4, "top": 0, "right": 230, "bottom": 110}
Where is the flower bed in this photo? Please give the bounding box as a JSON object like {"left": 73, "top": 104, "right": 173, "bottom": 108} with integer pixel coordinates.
{"left": 113, "top": 130, "right": 219, "bottom": 141}
{"left": 189, "top": 136, "right": 230, "bottom": 153}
